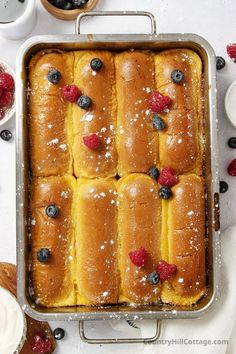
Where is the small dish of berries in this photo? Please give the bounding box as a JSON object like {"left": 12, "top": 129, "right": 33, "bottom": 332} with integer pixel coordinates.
{"left": 0, "top": 60, "right": 15, "bottom": 125}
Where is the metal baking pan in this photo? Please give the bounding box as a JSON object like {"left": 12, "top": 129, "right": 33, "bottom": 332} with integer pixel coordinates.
{"left": 16, "top": 11, "right": 221, "bottom": 327}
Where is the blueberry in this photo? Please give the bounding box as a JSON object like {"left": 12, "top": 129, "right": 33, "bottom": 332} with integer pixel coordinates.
{"left": 37, "top": 248, "right": 51, "bottom": 263}
{"left": 171, "top": 70, "right": 184, "bottom": 84}
{"left": 53, "top": 0, "right": 66, "bottom": 8}
{"left": 46, "top": 204, "right": 59, "bottom": 218}
{"left": 62, "top": 2, "right": 74, "bottom": 10}
{"left": 73, "top": 0, "right": 89, "bottom": 8}
{"left": 90, "top": 58, "right": 103, "bottom": 71}
{"left": 0, "top": 130, "right": 12, "bottom": 141}
{"left": 158, "top": 186, "right": 172, "bottom": 199}
{"left": 53, "top": 328, "right": 65, "bottom": 340}
{"left": 216, "top": 56, "right": 226, "bottom": 70}
{"left": 77, "top": 95, "right": 92, "bottom": 110}
{"left": 153, "top": 115, "right": 166, "bottom": 130}
{"left": 220, "top": 181, "right": 228, "bottom": 193}
{"left": 228, "top": 137, "right": 236, "bottom": 149}
{"left": 47, "top": 69, "right": 61, "bottom": 84}
{"left": 147, "top": 271, "right": 159, "bottom": 285}
{"left": 148, "top": 166, "right": 160, "bottom": 179}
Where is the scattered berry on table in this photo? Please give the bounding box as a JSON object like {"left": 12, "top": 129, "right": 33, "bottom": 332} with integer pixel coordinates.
{"left": 153, "top": 115, "right": 166, "bottom": 130}
{"left": 90, "top": 58, "right": 103, "bottom": 71}
{"left": 0, "top": 129, "right": 12, "bottom": 141}
{"left": 83, "top": 133, "right": 101, "bottom": 150}
{"left": 158, "top": 186, "right": 172, "bottom": 199}
{"left": 216, "top": 56, "right": 226, "bottom": 70}
{"left": 129, "top": 247, "right": 148, "bottom": 268}
{"left": 47, "top": 69, "right": 61, "bottom": 84}
{"left": 228, "top": 137, "right": 236, "bottom": 149}
{"left": 171, "top": 69, "right": 184, "bottom": 84}
{"left": 149, "top": 91, "right": 172, "bottom": 113}
{"left": 227, "top": 43, "right": 236, "bottom": 63}
{"left": 157, "top": 260, "right": 177, "bottom": 281}
{"left": 227, "top": 159, "right": 236, "bottom": 176}
{"left": 147, "top": 166, "right": 160, "bottom": 180}
{"left": 32, "top": 333, "right": 52, "bottom": 353}
{"left": 62, "top": 85, "right": 81, "bottom": 102}
{"left": 45, "top": 204, "right": 59, "bottom": 218}
{"left": 53, "top": 328, "right": 65, "bottom": 340}
{"left": 77, "top": 95, "right": 92, "bottom": 109}
{"left": 147, "top": 271, "right": 159, "bottom": 285}
{"left": 0, "top": 73, "right": 14, "bottom": 91}
{"left": 37, "top": 248, "right": 51, "bottom": 263}
{"left": 220, "top": 181, "right": 228, "bottom": 193}
{"left": 158, "top": 167, "right": 178, "bottom": 187}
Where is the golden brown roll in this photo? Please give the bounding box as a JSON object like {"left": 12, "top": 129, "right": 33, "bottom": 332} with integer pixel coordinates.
{"left": 30, "top": 175, "right": 76, "bottom": 307}
{"left": 29, "top": 51, "right": 74, "bottom": 176}
{"left": 161, "top": 174, "right": 206, "bottom": 305}
{"left": 75, "top": 178, "right": 119, "bottom": 305}
{"left": 155, "top": 49, "right": 203, "bottom": 174}
{"left": 73, "top": 51, "right": 117, "bottom": 178}
{"left": 118, "top": 174, "right": 161, "bottom": 304}
{"left": 116, "top": 51, "right": 157, "bottom": 176}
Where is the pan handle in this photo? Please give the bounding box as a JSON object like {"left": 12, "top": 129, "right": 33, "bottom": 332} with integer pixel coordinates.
{"left": 75, "top": 11, "right": 157, "bottom": 35}
{"left": 78, "top": 320, "right": 161, "bottom": 344}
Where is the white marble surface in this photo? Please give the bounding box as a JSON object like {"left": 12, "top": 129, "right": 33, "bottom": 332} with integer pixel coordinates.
{"left": 0, "top": 0, "right": 236, "bottom": 353}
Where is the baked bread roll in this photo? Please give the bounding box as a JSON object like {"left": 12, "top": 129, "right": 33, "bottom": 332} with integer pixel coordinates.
{"left": 29, "top": 51, "right": 74, "bottom": 176}
{"left": 75, "top": 178, "right": 119, "bottom": 305}
{"left": 30, "top": 175, "right": 76, "bottom": 307}
{"left": 73, "top": 51, "right": 117, "bottom": 178}
{"left": 161, "top": 174, "right": 206, "bottom": 305}
{"left": 155, "top": 49, "right": 203, "bottom": 174}
{"left": 116, "top": 51, "right": 157, "bottom": 176}
{"left": 118, "top": 174, "right": 161, "bottom": 304}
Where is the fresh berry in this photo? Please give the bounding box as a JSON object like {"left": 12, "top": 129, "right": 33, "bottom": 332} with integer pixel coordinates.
{"left": 0, "top": 129, "right": 12, "bottom": 141}
{"left": 220, "top": 181, "right": 228, "bottom": 193}
{"left": 147, "top": 271, "right": 159, "bottom": 285}
{"left": 83, "top": 133, "right": 101, "bottom": 150}
{"left": 0, "top": 109, "right": 4, "bottom": 120}
{"left": 37, "top": 248, "right": 51, "bottom": 263}
{"left": 147, "top": 166, "right": 160, "bottom": 179}
{"left": 32, "top": 333, "right": 52, "bottom": 353}
{"left": 157, "top": 260, "right": 177, "bottom": 281}
{"left": 53, "top": 328, "right": 65, "bottom": 340}
{"left": 77, "top": 95, "right": 92, "bottom": 110}
{"left": 62, "top": 2, "right": 74, "bottom": 10}
{"left": 73, "top": 0, "right": 89, "bottom": 8}
{"left": 158, "top": 186, "right": 172, "bottom": 199}
{"left": 47, "top": 69, "right": 61, "bottom": 84}
{"left": 228, "top": 137, "right": 236, "bottom": 149}
{"left": 0, "top": 91, "right": 13, "bottom": 108}
{"left": 90, "top": 58, "right": 103, "bottom": 71}
{"left": 53, "top": 0, "right": 66, "bottom": 8}
{"left": 171, "top": 70, "right": 184, "bottom": 84}
{"left": 149, "top": 91, "right": 172, "bottom": 113}
{"left": 158, "top": 167, "right": 178, "bottom": 187}
{"left": 128, "top": 247, "right": 148, "bottom": 268}
{"left": 0, "top": 85, "right": 3, "bottom": 98}
{"left": 0, "top": 73, "right": 14, "bottom": 91}
{"left": 227, "top": 44, "right": 236, "bottom": 63}
{"left": 227, "top": 159, "right": 236, "bottom": 176}
{"left": 62, "top": 85, "right": 81, "bottom": 102}
{"left": 45, "top": 204, "right": 59, "bottom": 218}
{"left": 153, "top": 115, "right": 166, "bottom": 130}
{"left": 216, "top": 56, "right": 226, "bottom": 70}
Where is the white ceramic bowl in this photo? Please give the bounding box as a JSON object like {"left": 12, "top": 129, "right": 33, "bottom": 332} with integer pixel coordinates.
{"left": 225, "top": 80, "right": 236, "bottom": 128}
{"left": 0, "top": 60, "right": 15, "bottom": 126}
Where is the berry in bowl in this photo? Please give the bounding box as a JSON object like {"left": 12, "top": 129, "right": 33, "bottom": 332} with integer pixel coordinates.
{"left": 0, "top": 60, "right": 15, "bottom": 126}
{"left": 41, "top": 0, "right": 98, "bottom": 20}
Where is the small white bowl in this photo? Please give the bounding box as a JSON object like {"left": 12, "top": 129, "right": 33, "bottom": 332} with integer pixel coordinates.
{"left": 0, "top": 60, "right": 15, "bottom": 126}
{"left": 225, "top": 80, "right": 236, "bottom": 128}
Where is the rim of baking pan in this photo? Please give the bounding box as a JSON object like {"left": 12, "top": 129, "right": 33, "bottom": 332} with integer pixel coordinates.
{"left": 15, "top": 32, "right": 220, "bottom": 321}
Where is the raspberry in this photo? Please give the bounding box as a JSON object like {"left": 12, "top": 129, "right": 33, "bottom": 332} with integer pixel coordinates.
{"left": 158, "top": 167, "right": 178, "bottom": 187}
{"left": 227, "top": 43, "right": 236, "bottom": 63}
{"left": 0, "top": 73, "right": 14, "bottom": 91}
{"left": 129, "top": 247, "right": 148, "bottom": 267}
{"left": 228, "top": 159, "right": 236, "bottom": 176}
{"left": 149, "top": 91, "right": 172, "bottom": 113}
{"left": 0, "top": 109, "right": 5, "bottom": 120}
{"left": 157, "top": 260, "right": 177, "bottom": 281}
{"left": 62, "top": 85, "right": 81, "bottom": 102}
{"left": 0, "top": 91, "right": 13, "bottom": 108}
{"left": 83, "top": 134, "right": 101, "bottom": 150}
{"left": 0, "top": 84, "right": 3, "bottom": 98}
{"left": 32, "top": 333, "right": 52, "bottom": 354}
